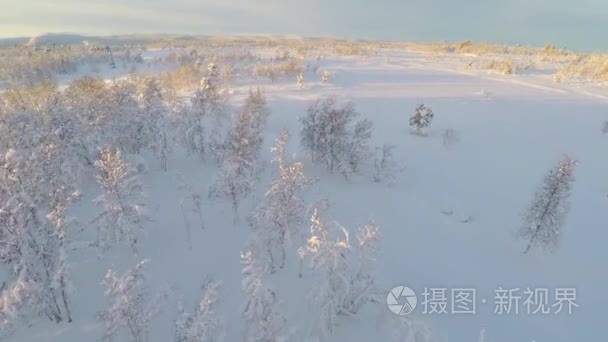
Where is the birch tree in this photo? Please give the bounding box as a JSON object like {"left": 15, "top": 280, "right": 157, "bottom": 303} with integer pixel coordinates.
{"left": 520, "top": 155, "right": 578, "bottom": 254}
{"left": 98, "top": 259, "right": 163, "bottom": 342}
{"left": 92, "top": 146, "right": 148, "bottom": 254}
{"left": 174, "top": 280, "right": 223, "bottom": 342}
{"left": 241, "top": 251, "right": 289, "bottom": 342}
{"left": 251, "top": 130, "right": 310, "bottom": 272}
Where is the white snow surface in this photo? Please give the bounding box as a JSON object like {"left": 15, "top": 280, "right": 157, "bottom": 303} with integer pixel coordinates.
{"left": 11, "top": 49, "right": 607, "bottom": 342}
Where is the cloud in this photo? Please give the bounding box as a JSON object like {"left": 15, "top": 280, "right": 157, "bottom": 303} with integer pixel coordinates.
{"left": 0, "top": 0, "right": 287, "bottom": 37}
{"left": 0, "top": 0, "right": 606, "bottom": 50}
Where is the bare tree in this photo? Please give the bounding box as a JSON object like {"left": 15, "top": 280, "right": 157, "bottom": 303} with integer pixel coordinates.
{"left": 372, "top": 144, "right": 398, "bottom": 183}
{"left": 442, "top": 128, "right": 460, "bottom": 149}
{"left": 520, "top": 155, "right": 578, "bottom": 254}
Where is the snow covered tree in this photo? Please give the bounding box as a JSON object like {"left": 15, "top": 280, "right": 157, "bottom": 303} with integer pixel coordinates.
{"left": 92, "top": 146, "right": 148, "bottom": 254}
{"left": 300, "top": 97, "right": 373, "bottom": 176}
{"left": 208, "top": 93, "right": 270, "bottom": 224}
{"left": 207, "top": 63, "right": 219, "bottom": 88}
{"left": 174, "top": 280, "right": 223, "bottom": 342}
{"left": 344, "top": 220, "right": 382, "bottom": 314}
{"left": 61, "top": 76, "right": 146, "bottom": 160}
{"left": 241, "top": 251, "right": 289, "bottom": 342}
{"left": 0, "top": 78, "right": 91, "bottom": 329}
{"left": 344, "top": 119, "right": 373, "bottom": 176}
{"left": 299, "top": 100, "right": 323, "bottom": 165}
{"left": 105, "top": 47, "right": 116, "bottom": 69}
{"left": 183, "top": 76, "right": 228, "bottom": 162}
{"left": 242, "top": 88, "right": 271, "bottom": 146}
{"left": 303, "top": 210, "right": 382, "bottom": 338}
{"left": 98, "top": 259, "right": 163, "bottom": 342}
{"left": 372, "top": 144, "right": 398, "bottom": 183}
{"left": 110, "top": 78, "right": 152, "bottom": 154}
{"left": 208, "top": 150, "right": 254, "bottom": 225}
{"left": 177, "top": 176, "right": 205, "bottom": 246}
{"left": 321, "top": 70, "right": 330, "bottom": 82}
{"left": 137, "top": 76, "right": 169, "bottom": 170}
{"left": 0, "top": 113, "right": 81, "bottom": 329}
{"left": 304, "top": 209, "right": 351, "bottom": 338}
{"left": 44, "top": 187, "right": 80, "bottom": 324}
{"left": 251, "top": 130, "right": 310, "bottom": 272}
{"left": 409, "top": 104, "right": 434, "bottom": 135}
{"left": 0, "top": 193, "right": 71, "bottom": 326}
{"left": 520, "top": 155, "right": 578, "bottom": 254}
{"left": 134, "top": 50, "right": 143, "bottom": 64}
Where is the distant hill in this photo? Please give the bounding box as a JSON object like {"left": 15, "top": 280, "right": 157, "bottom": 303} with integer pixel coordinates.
{"left": 0, "top": 33, "right": 189, "bottom": 47}
{"left": 26, "top": 33, "right": 94, "bottom": 46}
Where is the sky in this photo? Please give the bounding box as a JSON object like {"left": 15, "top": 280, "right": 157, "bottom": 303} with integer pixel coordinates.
{"left": 1, "top": 0, "right": 607, "bottom": 51}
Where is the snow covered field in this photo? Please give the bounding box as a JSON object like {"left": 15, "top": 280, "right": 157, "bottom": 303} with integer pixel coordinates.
{"left": 3, "top": 45, "right": 606, "bottom": 342}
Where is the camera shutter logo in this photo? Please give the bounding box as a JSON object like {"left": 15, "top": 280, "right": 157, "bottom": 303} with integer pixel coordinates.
{"left": 387, "top": 286, "right": 417, "bottom": 315}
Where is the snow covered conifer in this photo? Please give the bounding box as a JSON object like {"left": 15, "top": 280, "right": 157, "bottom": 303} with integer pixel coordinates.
{"left": 92, "top": 146, "right": 148, "bottom": 254}
{"left": 174, "top": 280, "right": 223, "bottom": 342}
{"left": 98, "top": 259, "right": 162, "bottom": 342}
{"left": 520, "top": 155, "right": 578, "bottom": 253}
{"left": 409, "top": 104, "right": 434, "bottom": 135}
{"left": 251, "top": 130, "right": 310, "bottom": 272}
{"left": 241, "top": 251, "right": 289, "bottom": 342}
